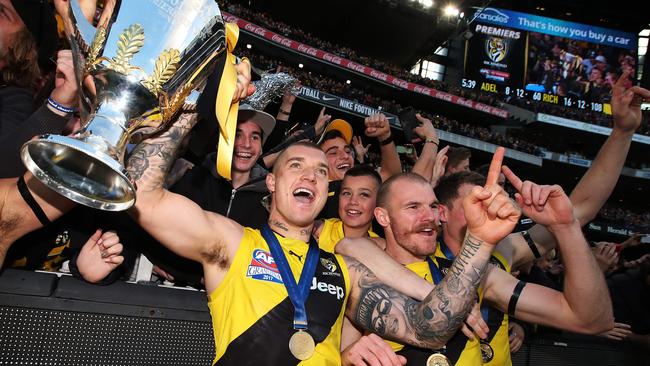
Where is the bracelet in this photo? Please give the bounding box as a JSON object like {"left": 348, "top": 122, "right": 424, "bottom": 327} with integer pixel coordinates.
{"left": 379, "top": 135, "right": 393, "bottom": 146}
{"left": 47, "top": 97, "right": 77, "bottom": 114}
{"left": 424, "top": 138, "right": 439, "bottom": 147}
{"left": 508, "top": 280, "right": 526, "bottom": 316}
{"left": 278, "top": 108, "right": 291, "bottom": 115}
{"left": 521, "top": 230, "right": 541, "bottom": 259}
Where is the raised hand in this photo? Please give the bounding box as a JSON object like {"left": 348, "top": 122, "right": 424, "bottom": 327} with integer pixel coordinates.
{"left": 49, "top": 50, "right": 78, "bottom": 110}
{"left": 341, "top": 334, "right": 406, "bottom": 366}
{"left": 430, "top": 145, "right": 449, "bottom": 188}
{"left": 314, "top": 107, "right": 332, "bottom": 136}
{"left": 232, "top": 58, "right": 254, "bottom": 103}
{"left": 76, "top": 229, "right": 124, "bottom": 283}
{"left": 412, "top": 114, "right": 438, "bottom": 143}
{"left": 501, "top": 166, "right": 574, "bottom": 227}
{"left": 352, "top": 136, "right": 370, "bottom": 163}
{"left": 463, "top": 147, "right": 521, "bottom": 245}
{"left": 611, "top": 69, "right": 650, "bottom": 133}
{"left": 364, "top": 113, "right": 391, "bottom": 142}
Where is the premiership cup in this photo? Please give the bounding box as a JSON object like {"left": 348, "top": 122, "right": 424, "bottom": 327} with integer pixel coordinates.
{"left": 21, "top": 0, "right": 231, "bottom": 211}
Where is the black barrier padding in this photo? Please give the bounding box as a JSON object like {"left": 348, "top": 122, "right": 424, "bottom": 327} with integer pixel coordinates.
{"left": 54, "top": 275, "right": 209, "bottom": 312}
{"left": 0, "top": 306, "right": 215, "bottom": 365}
{"left": 0, "top": 268, "right": 58, "bottom": 296}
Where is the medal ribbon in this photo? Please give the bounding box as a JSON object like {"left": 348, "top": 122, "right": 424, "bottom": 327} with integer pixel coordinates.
{"left": 261, "top": 224, "right": 319, "bottom": 329}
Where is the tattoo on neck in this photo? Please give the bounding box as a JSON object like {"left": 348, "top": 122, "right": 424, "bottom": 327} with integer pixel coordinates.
{"left": 269, "top": 220, "right": 311, "bottom": 237}
{"left": 269, "top": 220, "right": 288, "bottom": 232}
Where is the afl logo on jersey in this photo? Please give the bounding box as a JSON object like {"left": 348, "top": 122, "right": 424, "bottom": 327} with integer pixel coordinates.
{"left": 247, "top": 249, "right": 283, "bottom": 284}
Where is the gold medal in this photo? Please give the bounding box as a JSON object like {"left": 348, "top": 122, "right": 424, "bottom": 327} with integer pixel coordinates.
{"left": 426, "top": 353, "right": 450, "bottom": 366}
{"left": 480, "top": 341, "right": 494, "bottom": 363}
{"left": 289, "top": 330, "right": 315, "bottom": 360}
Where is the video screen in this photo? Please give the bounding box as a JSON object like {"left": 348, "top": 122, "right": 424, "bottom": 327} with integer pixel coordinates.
{"left": 525, "top": 32, "right": 637, "bottom": 104}
{"left": 461, "top": 7, "right": 638, "bottom": 112}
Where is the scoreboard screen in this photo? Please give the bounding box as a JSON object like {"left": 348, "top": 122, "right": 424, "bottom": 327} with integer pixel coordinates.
{"left": 462, "top": 7, "right": 637, "bottom": 114}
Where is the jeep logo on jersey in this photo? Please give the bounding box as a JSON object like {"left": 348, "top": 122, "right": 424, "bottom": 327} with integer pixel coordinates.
{"left": 311, "top": 277, "right": 345, "bottom": 300}
{"left": 247, "top": 249, "right": 283, "bottom": 284}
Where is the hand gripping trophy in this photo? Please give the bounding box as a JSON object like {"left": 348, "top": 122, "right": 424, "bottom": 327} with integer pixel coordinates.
{"left": 22, "top": 0, "right": 243, "bottom": 211}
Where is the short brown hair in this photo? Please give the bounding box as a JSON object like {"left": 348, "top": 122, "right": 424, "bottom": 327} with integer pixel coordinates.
{"left": 445, "top": 147, "right": 472, "bottom": 171}
{"left": 435, "top": 171, "right": 486, "bottom": 208}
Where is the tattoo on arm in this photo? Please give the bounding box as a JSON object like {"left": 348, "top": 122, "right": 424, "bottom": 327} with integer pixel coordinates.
{"left": 126, "top": 114, "right": 197, "bottom": 192}
{"left": 348, "top": 233, "right": 488, "bottom": 349}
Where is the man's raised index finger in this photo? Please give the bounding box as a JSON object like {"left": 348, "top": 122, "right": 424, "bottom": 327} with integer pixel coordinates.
{"left": 485, "top": 147, "right": 505, "bottom": 187}
{"left": 501, "top": 165, "right": 523, "bottom": 190}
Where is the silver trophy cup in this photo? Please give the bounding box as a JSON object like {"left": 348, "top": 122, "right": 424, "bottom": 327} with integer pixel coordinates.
{"left": 21, "top": 0, "right": 229, "bottom": 211}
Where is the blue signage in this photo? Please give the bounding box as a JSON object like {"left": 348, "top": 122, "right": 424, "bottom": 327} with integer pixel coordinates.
{"left": 472, "top": 8, "right": 637, "bottom": 49}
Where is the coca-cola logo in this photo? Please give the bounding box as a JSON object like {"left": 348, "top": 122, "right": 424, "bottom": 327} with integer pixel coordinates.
{"left": 413, "top": 85, "right": 431, "bottom": 95}
{"left": 297, "top": 44, "right": 318, "bottom": 56}
{"left": 392, "top": 79, "right": 408, "bottom": 88}
{"left": 456, "top": 98, "right": 473, "bottom": 107}
{"left": 270, "top": 34, "right": 292, "bottom": 47}
{"left": 323, "top": 53, "right": 342, "bottom": 64}
{"left": 244, "top": 23, "right": 266, "bottom": 36}
{"left": 437, "top": 93, "right": 453, "bottom": 102}
{"left": 369, "top": 70, "right": 388, "bottom": 81}
{"left": 223, "top": 14, "right": 237, "bottom": 22}
{"left": 475, "top": 104, "right": 490, "bottom": 112}
{"left": 348, "top": 62, "right": 366, "bottom": 73}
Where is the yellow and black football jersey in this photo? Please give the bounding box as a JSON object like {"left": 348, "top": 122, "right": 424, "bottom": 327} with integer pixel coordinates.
{"left": 207, "top": 227, "right": 350, "bottom": 365}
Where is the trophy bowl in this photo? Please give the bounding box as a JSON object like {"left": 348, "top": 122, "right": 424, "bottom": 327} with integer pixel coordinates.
{"left": 21, "top": 0, "right": 229, "bottom": 211}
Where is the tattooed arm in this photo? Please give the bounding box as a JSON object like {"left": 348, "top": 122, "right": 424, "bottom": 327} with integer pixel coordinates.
{"left": 127, "top": 113, "right": 242, "bottom": 266}
{"left": 344, "top": 233, "right": 493, "bottom": 349}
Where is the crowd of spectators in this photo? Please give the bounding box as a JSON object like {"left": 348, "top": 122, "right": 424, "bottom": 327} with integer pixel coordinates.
{"left": 1, "top": 1, "right": 649, "bottom": 361}
{"left": 598, "top": 205, "right": 650, "bottom": 232}
{"left": 223, "top": 0, "right": 650, "bottom": 138}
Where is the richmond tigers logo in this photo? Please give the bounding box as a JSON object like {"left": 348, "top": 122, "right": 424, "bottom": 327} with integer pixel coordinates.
{"left": 485, "top": 36, "right": 508, "bottom": 63}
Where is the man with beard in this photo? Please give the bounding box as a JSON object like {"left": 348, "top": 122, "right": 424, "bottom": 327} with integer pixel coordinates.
{"left": 337, "top": 148, "right": 613, "bottom": 365}
{"left": 127, "top": 108, "right": 522, "bottom": 364}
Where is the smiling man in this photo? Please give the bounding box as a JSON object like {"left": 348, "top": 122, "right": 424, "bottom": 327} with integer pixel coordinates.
{"left": 317, "top": 114, "right": 402, "bottom": 219}
{"left": 128, "top": 112, "right": 521, "bottom": 365}
{"left": 170, "top": 103, "right": 275, "bottom": 228}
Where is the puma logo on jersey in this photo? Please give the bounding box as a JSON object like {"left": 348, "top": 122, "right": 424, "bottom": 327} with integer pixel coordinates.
{"left": 311, "top": 277, "right": 345, "bottom": 300}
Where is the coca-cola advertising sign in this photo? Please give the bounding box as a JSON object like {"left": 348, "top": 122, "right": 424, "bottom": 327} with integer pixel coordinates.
{"left": 223, "top": 12, "right": 508, "bottom": 119}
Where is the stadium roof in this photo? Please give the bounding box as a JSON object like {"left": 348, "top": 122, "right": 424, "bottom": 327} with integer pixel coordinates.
{"left": 238, "top": 0, "right": 648, "bottom": 68}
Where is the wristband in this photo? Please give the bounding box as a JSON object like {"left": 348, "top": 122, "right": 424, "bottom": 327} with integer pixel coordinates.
{"left": 424, "top": 138, "right": 439, "bottom": 147}
{"left": 47, "top": 97, "right": 77, "bottom": 114}
{"left": 508, "top": 280, "right": 526, "bottom": 316}
{"left": 379, "top": 135, "right": 393, "bottom": 146}
{"left": 17, "top": 175, "right": 51, "bottom": 226}
{"left": 521, "top": 230, "right": 541, "bottom": 259}
{"left": 279, "top": 108, "right": 291, "bottom": 115}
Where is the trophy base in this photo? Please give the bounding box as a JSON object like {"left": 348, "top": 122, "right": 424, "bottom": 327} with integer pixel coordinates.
{"left": 21, "top": 135, "right": 135, "bottom": 211}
